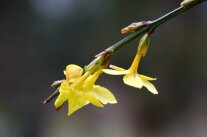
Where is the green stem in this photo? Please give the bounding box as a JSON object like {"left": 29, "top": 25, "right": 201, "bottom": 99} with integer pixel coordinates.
{"left": 105, "top": 2, "right": 203, "bottom": 55}
{"left": 106, "top": 26, "right": 151, "bottom": 54}
{"left": 151, "top": 6, "right": 187, "bottom": 29}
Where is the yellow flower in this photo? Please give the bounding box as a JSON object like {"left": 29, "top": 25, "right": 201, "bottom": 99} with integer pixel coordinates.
{"left": 54, "top": 64, "right": 117, "bottom": 116}
{"left": 57, "top": 81, "right": 103, "bottom": 116}
{"left": 102, "top": 34, "right": 158, "bottom": 94}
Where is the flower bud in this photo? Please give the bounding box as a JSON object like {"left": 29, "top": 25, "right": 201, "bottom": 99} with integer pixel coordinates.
{"left": 181, "top": 0, "right": 201, "bottom": 7}
{"left": 121, "top": 21, "right": 149, "bottom": 34}
{"left": 65, "top": 64, "right": 83, "bottom": 82}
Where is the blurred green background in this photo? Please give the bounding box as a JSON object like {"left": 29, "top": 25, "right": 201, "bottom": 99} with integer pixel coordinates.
{"left": 0, "top": 0, "right": 207, "bottom": 137}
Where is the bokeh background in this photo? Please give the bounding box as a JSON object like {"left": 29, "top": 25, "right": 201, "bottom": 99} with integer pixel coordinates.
{"left": 0, "top": 0, "right": 207, "bottom": 137}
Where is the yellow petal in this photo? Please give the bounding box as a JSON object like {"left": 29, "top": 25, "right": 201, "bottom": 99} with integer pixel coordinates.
{"left": 123, "top": 73, "right": 143, "bottom": 88}
{"left": 102, "top": 69, "right": 129, "bottom": 75}
{"left": 54, "top": 93, "right": 68, "bottom": 110}
{"left": 139, "top": 74, "right": 156, "bottom": 81}
{"left": 83, "top": 70, "right": 102, "bottom": 90}
{"left": 65, "top": 64, "right": 83, "bottom": 82}
{"left": 72, "top": 71, "right": 91, "bottom": 90}
{"left": 68, "top": 96, "right": 89, "bottom": 116}
{"left": 67, "top": 89, "right": 103, "bottom": 115}
{"left": 141, "top": 79, "right": 158, "bottom": 94}
{"left": 109, "top": 65, "right": 126, "bottom": 71}
{"left": 92, "top": 85, "right": 117, "bottom": 104}
{"left": 80, "top": 92, "right": 104, "bottom": 107}
{"left": 59, "top": 81, "right": 71, "bottom": 95}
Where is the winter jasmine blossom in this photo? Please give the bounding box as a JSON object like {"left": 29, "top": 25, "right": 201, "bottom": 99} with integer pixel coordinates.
{"left": 103, "top": 34, "right": 158, "bottom": 94}
{"left": 54, "top": 64, "right": 117, "bottom": 116}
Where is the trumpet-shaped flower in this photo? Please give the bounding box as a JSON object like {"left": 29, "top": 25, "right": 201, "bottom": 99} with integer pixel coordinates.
{"left": 102, "top": 34, "right": 158, "bottom": 94}
{"left": 54, "top": 64, "right": 117, "bottom": 115}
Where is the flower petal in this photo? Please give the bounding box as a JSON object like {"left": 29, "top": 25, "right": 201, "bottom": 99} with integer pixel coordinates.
{"left": 83, "top": 70, "right": 102, "bottom": 90}
{"left": 102, "top": 69, "right": 129, "bottom": 75}
{"left": 59, "top": 81, "right": 71, "bottom": 95}
{"left": 141, "top": 79, "right": 158, "bottom": 94}
{"left": 109, "top": 65, "right": 126, "bottom": 71}
{"left": 68, "top": 96, "right": 89, "bottom": 116}
{"left": 65, "top": 64, "right": 83, "bottom": 82}
{"left": 123, "top": 74, "right": 143, "bottom": 88}
{"left": 54, "top": 93, "right": 68, "bottom": 110}
{"left": 67, "top": 89, "right": 103, "bottom": 115}
{"left": 92, "top": 85, "right": 117, "bottom": 104}
{"left": 139, "top": 74, "right": 156, "bottom": 81}
{"left": 54, "top": 81, "right": 71, "bottom": 110}
{"left": 80, "top": 92, "right": 104, "bottom": 107}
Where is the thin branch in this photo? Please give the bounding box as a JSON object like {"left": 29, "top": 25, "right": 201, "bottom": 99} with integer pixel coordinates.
{"left": 43, "top": 89, "right": 59, "bottom": 104}
{"left": 98, "top": 1, "right": 204, "bottom": 56}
